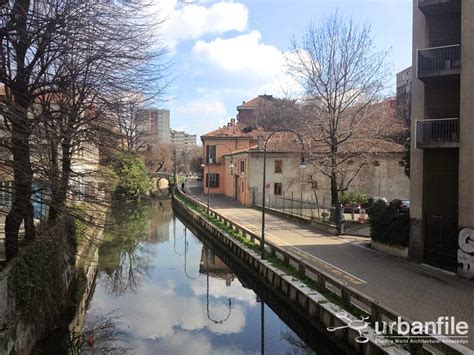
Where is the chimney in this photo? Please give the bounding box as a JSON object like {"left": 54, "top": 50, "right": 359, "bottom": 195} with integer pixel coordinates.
{"left": 257, "top": 135, "right": 264, "bottom": 150}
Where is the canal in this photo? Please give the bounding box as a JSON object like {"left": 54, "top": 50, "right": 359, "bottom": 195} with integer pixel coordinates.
{"left": 38, "top": 200, "right": 345, "bottom": 354}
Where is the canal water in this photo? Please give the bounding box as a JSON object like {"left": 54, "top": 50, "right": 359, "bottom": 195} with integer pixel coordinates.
{"left": 39, "top": 200, "right": 343, "bottom": 354}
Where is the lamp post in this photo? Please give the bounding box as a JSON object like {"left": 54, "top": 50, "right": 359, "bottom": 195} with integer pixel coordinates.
{"left": 201, "top": 143, "right": 235, "bottom": 215}
{"left": 261, "top": 129, "right": 306, "bottom": 259}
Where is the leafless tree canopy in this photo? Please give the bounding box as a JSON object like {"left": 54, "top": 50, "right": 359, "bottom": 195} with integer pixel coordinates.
{"left": 0, "top": 0, "right": 169, "bottom": 259}
{"left": 287, "top": 12, "right": 391, "bottom": 227}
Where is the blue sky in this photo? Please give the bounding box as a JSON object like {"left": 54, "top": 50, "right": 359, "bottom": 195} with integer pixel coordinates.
{"left": 154, "top": 0, "right": 412, "bottom": 140}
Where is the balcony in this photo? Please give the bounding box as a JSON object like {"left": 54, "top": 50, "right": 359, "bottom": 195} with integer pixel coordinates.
{"left": 417, "top": 0, "right": 461, "bottom": 15}
{"left": 417, "top": 45, "right": 460, "bottom": 81}
{"left": 416, "top": 118, "right": 459, "bottom": 148}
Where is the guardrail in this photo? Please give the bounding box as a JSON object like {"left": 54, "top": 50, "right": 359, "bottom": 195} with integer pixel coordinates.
{"left": 173, "top": 189, "right": 468, "bottom": 354}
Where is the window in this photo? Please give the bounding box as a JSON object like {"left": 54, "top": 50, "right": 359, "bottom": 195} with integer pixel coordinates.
{"left": 206, "top": 145, "right": 216, "bottom": 164}
{"left": 274, "top": 160, "right": 282, "bottom": 173}
{"left": 206, "top": 173, "right": 220, "bottom": 188}
{"left": 274, "top": 183, "right": 282, "bottom": 196}
{"left": 240, "top": 160, "right": 245, "bottom": 174}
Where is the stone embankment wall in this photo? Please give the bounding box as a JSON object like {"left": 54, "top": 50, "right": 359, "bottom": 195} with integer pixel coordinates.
{"left": 172, "top": 195, "right": 408, "bottom": 355}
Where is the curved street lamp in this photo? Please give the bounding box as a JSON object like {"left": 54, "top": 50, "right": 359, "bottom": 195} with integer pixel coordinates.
{"left": 261, "top": 129, "right": 306, "bottom": 259}
{"left": 204, "top": 245, "right": 232, "bottom": 324}
{"left": 173, "top": 218, "right": 187, "bottom": 256}
{"left": 183, "top": 227, "right": 200, "bottom": 280}
{"left": 201, "top": 143, "right": 235, "bottom": 215}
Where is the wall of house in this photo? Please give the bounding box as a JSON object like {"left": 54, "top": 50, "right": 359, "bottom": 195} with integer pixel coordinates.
{"left": 409, "top": 1, "right": 427, "bottom": 263}
{"left": 202, "top": 138, "right": 255, "bottom": 196}
{"left": 243, "top": 152, "right": 409, "bottom": 209}
{"left": 459, "top": 1, "right": 474, "bottom": 230}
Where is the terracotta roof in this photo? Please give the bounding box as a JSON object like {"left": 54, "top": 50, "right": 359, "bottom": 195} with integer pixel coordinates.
{"left": 237, "top": 95, "right": 275, "bottom": 110}
{"left": 201, "top": 122, "right": 268, "bottom": 139}
{"left": 225, "top": 137, "right": 404, "bottom": 156}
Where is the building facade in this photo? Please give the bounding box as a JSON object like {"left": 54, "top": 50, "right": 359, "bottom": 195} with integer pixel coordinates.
{"left": 200, "top": 119, "right": 265, "bottom": 197}
{"left": 223, "top": 145, "right": 409, "bottom": 209}
{"left": 136, "top": 108, "right": 171, "bottom": 147}
{"left": 410, "top": 0, "right": 473, "bottom": 276}
{"left": 396, "top": 66, "right": 412, "bottom": 123}
{"left": 171, "top": 129, "right": 197, "bottom": 153}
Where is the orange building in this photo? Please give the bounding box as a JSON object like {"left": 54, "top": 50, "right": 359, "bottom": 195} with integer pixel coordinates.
{"left": 200, "top": 118, "right": 266, "bottom": 199}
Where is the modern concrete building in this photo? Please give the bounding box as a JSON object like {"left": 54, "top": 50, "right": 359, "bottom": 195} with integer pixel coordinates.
{"left": 396, "top": 66, "right": 412, "bottom": 122}
{"left": 136, "top": 108, "right": 171, "bottom": 147}
{"left": 410, "top": 0, "right": 473, "bottom": 276}
{"left": 170, "top": 129, "right": 196, "bottom": 153}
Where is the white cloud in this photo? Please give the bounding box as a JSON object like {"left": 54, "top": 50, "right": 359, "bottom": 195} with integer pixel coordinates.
{"left": 156, "top": 0, "right": 249, "bottom": 50}
{"left": 192, "top": 31, "right": 284, "bottom": 80}
{"left": 90, "top": 280, "right": 247, "bottom": 340}
{"left": 176, "top": 98, "right": 227, "bottom": 116}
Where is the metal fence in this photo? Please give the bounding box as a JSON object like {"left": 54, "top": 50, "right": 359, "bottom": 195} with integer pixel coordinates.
{"left": 252, "top": 190, "right": 371, "bottom": 237}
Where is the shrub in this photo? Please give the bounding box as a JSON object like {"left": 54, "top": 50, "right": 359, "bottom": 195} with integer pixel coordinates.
{"left": 340, "top": 191, "right": 369, "bottom": 206}
{"left": 112, "top": 152, "right": 150, "bottom": 200}
{"left": 368, "top": 200, "right": 410, "bottom": 247}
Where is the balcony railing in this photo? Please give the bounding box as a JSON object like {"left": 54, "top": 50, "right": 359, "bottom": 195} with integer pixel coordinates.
{"left": 416, "top": 118, "right": 459, "bottom": 148}
{"left": 417, "top": 45, "right": 460, "bottom": 79}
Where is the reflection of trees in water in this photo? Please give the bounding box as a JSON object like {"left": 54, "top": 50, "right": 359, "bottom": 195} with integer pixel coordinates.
{"left": 99, "top": 202, "right": 166, "bottom": 296}
{"left": 281, "top": 331, "right": 316, "bottom": 355}
{"left": 68, "top": 311, "right": 132, "bottom": 354}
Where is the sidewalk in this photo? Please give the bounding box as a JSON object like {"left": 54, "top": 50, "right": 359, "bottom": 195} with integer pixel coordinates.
{"left": 188, "top": 189, "right": 474, "bottom": 349}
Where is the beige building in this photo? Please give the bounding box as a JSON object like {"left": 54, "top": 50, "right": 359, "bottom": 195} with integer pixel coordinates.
{"left": 410, "top": 0, "right": 473, "bottom": 276}
{"left": 170, "top": 129, "right": 196, "bottom": 153}
{"left": 223, "top": 141, "right": 409, "bottom": 209}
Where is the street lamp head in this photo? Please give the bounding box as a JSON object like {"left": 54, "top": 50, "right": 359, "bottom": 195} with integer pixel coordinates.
{"left": 201, "top": 163, "right": 205, "bottom": 168}
{"left": 229, "top": 163, "right": 235, "bottom": 169}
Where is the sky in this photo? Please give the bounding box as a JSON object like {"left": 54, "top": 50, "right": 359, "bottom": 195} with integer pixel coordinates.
{"left": 151, "top": 0, "right": 413, "bottom": 140}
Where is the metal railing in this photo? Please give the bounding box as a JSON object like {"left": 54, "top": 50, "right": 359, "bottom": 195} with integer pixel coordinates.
{"left": 417, "top": 44, "right": 460, "bottom": 76}
{"left": 173, "top": 189, "right": 468, "bottom": 355}
{"left": 416, "top": 118, "right": 459, "bottom": 147}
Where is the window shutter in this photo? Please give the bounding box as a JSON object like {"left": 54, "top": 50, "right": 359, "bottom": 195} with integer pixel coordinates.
{"left": 205, "top": 174, "right": 208, "bottom": 188}
{"left": 216, "top": 174, "right": 220, "bottom": 187}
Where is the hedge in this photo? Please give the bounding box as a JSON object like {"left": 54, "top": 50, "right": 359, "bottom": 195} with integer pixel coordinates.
{"left": 368, "top": 200, "right": 410, "bottom": 247}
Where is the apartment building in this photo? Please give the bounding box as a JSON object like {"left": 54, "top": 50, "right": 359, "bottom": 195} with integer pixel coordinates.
{"left": 136, "top": 108, "right": 171, "bottom": 147}
{"left": 410, "top": 0, "right": 473, "bottom": 276}
{"left": 396, "top": 66, "right": 412, "bottom": 122}
{"left": 170, "top": 129, "right": 197, "bottom": 153}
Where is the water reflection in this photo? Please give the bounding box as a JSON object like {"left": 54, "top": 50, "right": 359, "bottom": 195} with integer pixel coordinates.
{"left": 72, "top": 201, "right": 320, "bottom": 354}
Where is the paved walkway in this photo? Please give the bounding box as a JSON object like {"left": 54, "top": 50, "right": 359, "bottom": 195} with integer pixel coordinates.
{"left": 186, "top": 181, "right": 474, "bottom": 349}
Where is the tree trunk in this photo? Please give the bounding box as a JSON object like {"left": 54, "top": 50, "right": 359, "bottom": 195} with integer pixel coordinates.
{"left": 48, "top": 136, "right": 72, "bottom": 223}
{"left": 5, "top": 112, "right": 35, "bottom": 259}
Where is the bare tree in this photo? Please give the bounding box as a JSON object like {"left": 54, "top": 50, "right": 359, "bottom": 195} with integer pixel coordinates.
{"left": 0, "top": 0, "right": 168, "bottom": 259}
{"left": 287, "top": 13, "right": 391, "bottom": 230}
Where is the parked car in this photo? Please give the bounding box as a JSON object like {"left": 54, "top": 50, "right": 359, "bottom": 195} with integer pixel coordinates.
{"left": 196, "top": 175, "right": 203, "bottom": 181}
{"left": 390, "top": 199, "right": 410, "bottom": 213}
